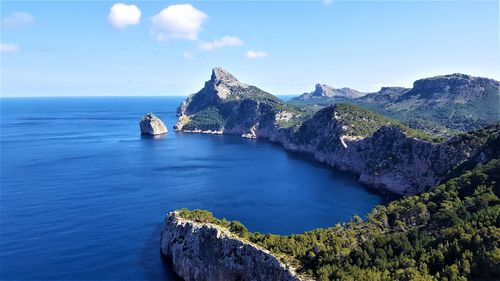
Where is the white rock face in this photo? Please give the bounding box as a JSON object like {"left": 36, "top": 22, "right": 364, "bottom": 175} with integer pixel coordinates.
{"left": 160, "top": 212, "right": 304, "bottom": 281}
{"left": 211, "top": 67, "right": 249, "bottom": 100}
{"left": 298, "top": 84, "right": 365, "bottom": 99}
{"left": 140, "top": 113, "right": 168, "bottom": 135}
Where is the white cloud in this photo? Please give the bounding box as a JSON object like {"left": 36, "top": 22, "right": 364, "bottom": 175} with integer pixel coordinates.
{"left": 108, "top": 3, "right": 141, "bottom": 29}
{"left": 151, "top": 4, "right": 207, "bottom": 41}
{"left": 2, "top": 12, "right": 35, "bottom": 28}
{"left": 322, "top": 0, "right": 333, "bottom": 5}
{"left": 199, "top": 36, "right": 244, "bottom": 51}
{"left": 245, "top": 50, "right": 268, "bottom": 59}
{"left": 1, "top": 43, "right": 20, "bottom": 53}
{"left": 183, "top": 51, "right": 195, "bottom": 60}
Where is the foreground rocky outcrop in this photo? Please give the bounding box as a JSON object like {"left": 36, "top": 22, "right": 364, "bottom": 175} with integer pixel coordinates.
{"left": 160, "top": 211, "right": 304, "bottom": 281}
{"left": 174, "top": 68, "right": 500, "bottom": 195}
{"left": 140, "top": 113, "right": 168, "bottom": 135}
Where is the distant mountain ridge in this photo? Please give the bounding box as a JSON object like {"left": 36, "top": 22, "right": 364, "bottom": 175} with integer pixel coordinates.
{"left": 289, "top": 73, "right": 499, "bottom": 134}
{"left": 401, "top": 73, "right": 497, "bottom": 102}
{"left": 358, "top": 73, "right": 499, "bottom": 133}
{"left": 291, "top": 83, "right": 365, "bottom": 103}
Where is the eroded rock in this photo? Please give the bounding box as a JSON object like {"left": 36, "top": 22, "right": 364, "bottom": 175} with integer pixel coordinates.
{"left": 160, "top": 212, "right": 304, "bottom": 281}
{"left": 140, "top": 113, "right": 168, "bottom": 135}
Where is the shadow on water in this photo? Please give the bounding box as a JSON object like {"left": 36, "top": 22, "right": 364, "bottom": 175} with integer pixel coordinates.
{"left": 254, "top": 137, "right": 398, "bottom": 204}
{"left": 139, "top": 224, "right": 183, "bottom": 281}
{"left": 140, "top": 134, "right": 168, "bottom": 140}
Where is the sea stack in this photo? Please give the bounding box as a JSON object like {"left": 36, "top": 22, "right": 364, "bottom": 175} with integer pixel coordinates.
{"left": 140, "top": 113, "right": 168, "bottom": 135}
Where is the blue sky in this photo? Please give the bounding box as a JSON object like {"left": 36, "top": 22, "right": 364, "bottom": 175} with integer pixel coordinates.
{"left": 1, "top": 0, "right": 499, "bottom": 97}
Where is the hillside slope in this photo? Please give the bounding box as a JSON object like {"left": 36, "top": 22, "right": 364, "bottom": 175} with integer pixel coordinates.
{"left": 358, "top": 74, "right": 499, "bottom": 133}
{"left": 289, "top": 74, "right": 499, "bottom": 134}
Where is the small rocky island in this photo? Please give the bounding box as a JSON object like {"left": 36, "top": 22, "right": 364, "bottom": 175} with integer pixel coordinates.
{"left": 139, "top": 113, "right": 168, "bottom": 135}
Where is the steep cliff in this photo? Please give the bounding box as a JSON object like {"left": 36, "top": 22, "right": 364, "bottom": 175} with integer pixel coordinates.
{"left": 160, "top": 211, "right": 304, "bottom": 281}
{"left": 275, "top": 105, "right": 498, "bottom": 194}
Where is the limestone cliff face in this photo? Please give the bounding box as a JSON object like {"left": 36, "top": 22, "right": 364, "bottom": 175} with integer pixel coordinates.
{"left": 160, "top": 212, "right": 303, "bottom": 281}
{"left": 277, "top": 122, "right": 496, "bottom": 195}
{"left": 294, "top": 83, "right": 365, "bottom": 100}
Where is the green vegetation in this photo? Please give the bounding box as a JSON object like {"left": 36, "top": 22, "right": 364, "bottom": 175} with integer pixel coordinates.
{"left": 289, "top": 78, "right": 499, "bottom": 136}
{"left": 177, "top": 159, "right": 500, "bottom": 281}
{"left": 356, "top": 83, "right": 500, "bottom": 134}
{"left": 288, "top": 96, "right": 353, "bottom": 107}
{"left": 183, "top": 107, "right": 226, "bottom": 131}
{"left": 334, "top": 103, "right": 393, "bottom": 137}
{"left": 305, "top": 103, "right": 443, "bottom": 143}
{"left": 176, "top": 208, "right": 249, "bottom": 238}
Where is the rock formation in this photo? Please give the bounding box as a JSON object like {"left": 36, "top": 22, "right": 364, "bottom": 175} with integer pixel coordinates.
{"left": 160, "top": 211, "right": 304, "bottom": 281}
{"left": 140, "top": 113, "right": 168, "bottom": 135}
{"left": 288, "top": 84, "right": 365, "bottom": 107}
{"left": 174, "top": 67, "right": 296, "bottom": 135}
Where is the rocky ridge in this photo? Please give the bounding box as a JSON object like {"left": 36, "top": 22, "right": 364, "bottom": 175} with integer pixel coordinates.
{"left": 160, "top": 211, "right": 304, "bottom": 281}
{"left": 359, "top": 74, "right": 500, "bottom": 132}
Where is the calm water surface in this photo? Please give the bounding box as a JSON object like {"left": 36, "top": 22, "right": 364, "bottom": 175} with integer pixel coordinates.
{"left": 0, "top": 97, "right": 382, "bottom": 280}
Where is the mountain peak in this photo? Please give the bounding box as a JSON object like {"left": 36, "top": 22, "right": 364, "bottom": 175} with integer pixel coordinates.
{"left": 312, "top": 84, "right": 364, "bottom": 99}
{"left": 315, "top": 83, "right": 332, "bottom": 92}
{"left": 408, "top": 73, "right": 499, "bottom": 101}
{"left": 211, "top": 67, "right": 244, "bottom": 86}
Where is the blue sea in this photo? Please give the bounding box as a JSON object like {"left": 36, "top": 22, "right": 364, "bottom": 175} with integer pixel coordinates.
{"left": 0, "top": 97, "right": 382, "bottom": 280}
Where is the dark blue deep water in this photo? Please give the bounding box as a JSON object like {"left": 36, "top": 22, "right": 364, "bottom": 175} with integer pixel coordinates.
{"left": 0, "top": 97, "right": 382, "bottom": 280}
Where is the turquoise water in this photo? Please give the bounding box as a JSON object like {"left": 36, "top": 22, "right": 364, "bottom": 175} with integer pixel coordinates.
{"left": 0, "top": 97, "right": 382, "bottom": 280}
